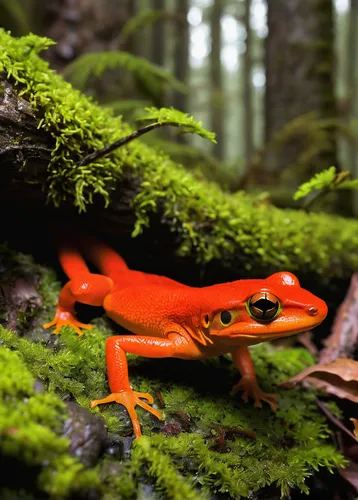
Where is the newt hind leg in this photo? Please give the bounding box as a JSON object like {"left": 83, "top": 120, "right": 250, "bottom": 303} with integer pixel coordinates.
{"left": 44, "top": 273, "right": 113, "bottom": 335}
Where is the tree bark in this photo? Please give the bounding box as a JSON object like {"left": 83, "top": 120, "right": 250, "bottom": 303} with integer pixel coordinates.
{"left": 346, "top": 0, "right": 358, "bottom": 214}
{"left": 243, "top": 0, "right": 253, "bottom": 167}
{"left": 210, "top": 0, "right": 225, "bottom": 160}
{"left": 41, "top": 0, "right": 136, "bottom": 69}
{"left": 172, "top": 0, "right": 189, "bottom": 121}
{"left": 265, "top": 0, "right": 337, "bottom": 180}
{"left": 151, "top": 0, "right": 166, "bottom": 67}
{"left": 0, "top": 80, "right": 53, "bottom": 199}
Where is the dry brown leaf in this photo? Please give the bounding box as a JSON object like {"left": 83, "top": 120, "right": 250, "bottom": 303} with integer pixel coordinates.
{"left": 320, "top": 273, "right": 358, "bottom": 364}
{"left": 351, "top": 418, "right": 358, "bottom": 440}
{"left": 280, "top": 358, "right": 358, "bottom": 403}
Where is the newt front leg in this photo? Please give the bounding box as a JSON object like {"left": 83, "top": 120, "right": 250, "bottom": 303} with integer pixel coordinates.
{"left": 231, "top": 346, "right": 279, "bottom": 411}
{"left": 90, "top": 333, "right": 195, "bottom": 439}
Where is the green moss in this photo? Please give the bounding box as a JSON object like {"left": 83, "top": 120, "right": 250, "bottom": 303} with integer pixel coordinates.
{"left": 1, "top": 30, "right": 358, "bottom": 280}
{"left": 0, "top": 243, "right": 60, "bottom": 330}
{"left": 0, "top": 246, "right": 347, "bottom": 498}
{"left": 131, "top": 437, "right": 204, "bottom": 500}
{"left": 0, "top": 341, "right": 100, "bottom": 498}
{"left": 0, "top": 319, "right": 345, "bottom": 499}
{"left": 131, "top": 343, "right": 344, "bottom": 498}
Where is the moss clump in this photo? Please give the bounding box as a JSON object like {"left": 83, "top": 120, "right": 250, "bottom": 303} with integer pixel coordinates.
{"left": 126, "top": 344, "right": 345, "bottom": 498}
{"left": 0, "top": 243, "right": 60, "bottom": 331}
{"left": 0, "top": 316, "right": 345, "bottom": 498}
{"left": 0, "top": 342, "right": 100, "bottom": 498}
{"left": 1, "top": 30, "right": 358, "bottom": 280}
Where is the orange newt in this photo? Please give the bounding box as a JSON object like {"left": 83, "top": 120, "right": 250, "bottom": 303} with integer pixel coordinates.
{"left": 44, "top": 236, "right": 328, "bottom": 439}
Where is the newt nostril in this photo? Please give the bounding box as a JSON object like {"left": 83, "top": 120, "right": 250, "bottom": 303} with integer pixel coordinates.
{"left": 307, "top": 306, "right": 318, "bottom": 316}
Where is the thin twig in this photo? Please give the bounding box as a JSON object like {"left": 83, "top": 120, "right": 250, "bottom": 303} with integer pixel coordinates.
{"left": 76, "top": 121, "right": 180, "bottom": 167}
{"left": 316, "top": 399, "right": 358, "bottom": 442}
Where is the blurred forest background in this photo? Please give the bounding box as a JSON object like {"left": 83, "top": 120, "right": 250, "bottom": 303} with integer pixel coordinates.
{"left": 1, "top": 0, "right": 357, "bottom": 215}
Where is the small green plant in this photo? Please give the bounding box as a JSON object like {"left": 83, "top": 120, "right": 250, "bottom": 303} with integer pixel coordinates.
{"left": 77, "top": 106, "right": 216, "bottom": 167}
{"left": 140, "top": 107, "right": 217, "bottom": 143}
{"left": 294, "top": 166, "right": 358, "bottom": 208}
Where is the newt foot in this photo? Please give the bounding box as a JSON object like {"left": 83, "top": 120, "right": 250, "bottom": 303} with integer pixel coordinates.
{"left": 43, "top": 307, "right": 93, "bottom": 335}
{"left": 231, "top": 375, "right": 279, "bottom": 411}
{"left": 90, "top": 390, "right": 162, "bottom": 439}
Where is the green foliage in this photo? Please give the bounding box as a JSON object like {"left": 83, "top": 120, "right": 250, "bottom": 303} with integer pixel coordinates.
{"left": 139, "top": 107, "right": 217, "bottom": 143}
{"left": 294, "top": 166, "right": 338, "bottom": 200}
{"left": 120, "top": 9, "right": 179, "bottom": 46}
{"left": 294, "top": 166, "right": 358, "bottom": 201}
{"left": 337, "top": 178, "right": 358, "bottom": 189}
{"left": 63, "top": 50, "right": 188, "bottom": 95}
{"left": 0, "top": 341, "right": 100, "bottom": 497}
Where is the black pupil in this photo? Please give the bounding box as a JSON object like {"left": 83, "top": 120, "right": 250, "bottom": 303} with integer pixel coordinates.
{"left": 252, "top": 299, "right": 277, "bottom": 317}
{"left": 220, "top": 310, "right": 232, "bottom": 325}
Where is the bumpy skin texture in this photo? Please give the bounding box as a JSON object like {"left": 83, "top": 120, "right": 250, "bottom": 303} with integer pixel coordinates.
{"left": 44, "top": 237, "right": 328, "bottom": 439}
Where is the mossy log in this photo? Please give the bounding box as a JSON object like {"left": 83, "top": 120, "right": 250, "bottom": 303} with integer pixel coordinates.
{"left": 1, "top": 30, "right": 358, "bottom": 295}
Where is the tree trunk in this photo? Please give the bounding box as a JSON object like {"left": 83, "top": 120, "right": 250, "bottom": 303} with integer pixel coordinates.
{"left": 42, "top": 0, "right": 136, "bottom": 70}
{"left": 148, "top": 0, "right": 167, "bottom": 109}
{"left": 346, "top": 0, "right": 358, "bottom": 179}
{"left": 210, "top": 0, "right": 225, "bottom": 160}
{"left": 151, "top": 0, "right": 166, "bottom": 67}
{"left": 172, "top": 0, "right": 189, "bottom": 117}
{"left": 264, "top": 0, "right": 337, "bottom": 181}
{"left": 243, "top": 0, "right": 253, "bottom": 168}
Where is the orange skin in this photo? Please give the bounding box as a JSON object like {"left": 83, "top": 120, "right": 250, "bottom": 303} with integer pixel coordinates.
{"left": 44, "top": 237, "right": 328, "bottom": 439}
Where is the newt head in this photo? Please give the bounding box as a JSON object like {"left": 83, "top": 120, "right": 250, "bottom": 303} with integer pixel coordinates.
{"left": 200, "top": 272, "right": 328, "bottom": 344}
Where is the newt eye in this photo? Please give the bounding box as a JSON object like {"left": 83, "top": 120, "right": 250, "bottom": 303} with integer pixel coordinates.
{"left": 220, "top": 310, "right": 232, "bottom": 326}
{"left": 248, "top": 292, "right": 280, "bottom": 321}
